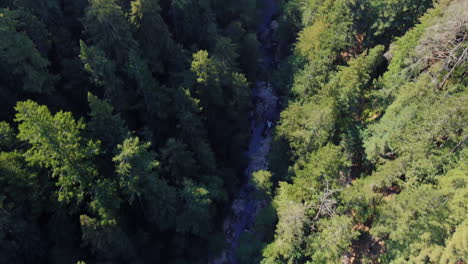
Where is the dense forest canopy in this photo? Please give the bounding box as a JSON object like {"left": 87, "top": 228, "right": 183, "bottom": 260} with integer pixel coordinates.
{"left": 248, "top": 0, "right": 467, "bottom": 263}
{"left": 0, "top": 0, "right": 466, "bottom": 263}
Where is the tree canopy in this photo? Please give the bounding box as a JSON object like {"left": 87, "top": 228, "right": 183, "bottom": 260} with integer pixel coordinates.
{"left": 0, "top": 0, "right": 466, "bottom": 263}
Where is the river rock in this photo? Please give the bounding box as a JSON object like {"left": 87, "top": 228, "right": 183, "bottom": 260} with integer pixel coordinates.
{"left": 270, "top": 20, "right": 278, "bottom": 30}
{"left": 232, "top": 199, "right": 245, "bottom": 215}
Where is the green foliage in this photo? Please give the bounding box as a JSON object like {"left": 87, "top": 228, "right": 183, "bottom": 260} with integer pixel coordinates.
{"left": 192, "top": 50, "right": 217, "bottom": 85}
{"left": 113, "top": 136, "right": 177, "bottom": 229}
{"left": 236, "top": 232, "right": 264, "bottom": 264}
{"left": 371, "top": 184, "right": 454, "bottom": 263}
{"left": 0, "top": 122, "right": 15, "bottom": 151}
{"left": 254, "top": 203, "right": 278, "bottom": 242}
{"left": 294, "top": 144, "right": 349, "bottom": 191}
{"left": 15, "top": 100, "right": 100, "bottom": 203}
{"left": 169, "top": 0, "right": 218, "bottom": 48}
{"left": 172, "top": 89, "right": 218, "bottom": 175}
{"left": 83, "top": 0, "right": 135, "bottom": 63}
{"left": 0, "top": 8, "right": 52, "bottom": 93}
{"left": 87, "top": 93, "right": 129, "bottom": 152}
{"left": 113, "top": 137, "right": 157, "bottom": 203}
{"left": 79, "top": 41, "right": 126, "bottom": 109}
{"left": 364, "top": 75, "right": 467, "bottom": 184}
{"left": 130, "top": 0, "right": 181, "bottom": 74}
{"left": 369, "top": 0, "right": 434, "bottom": 39}
{"left": 262, "top": 1, "right": 465, "bottom": 264}
{"left": 326, "top": 45, "right": 385, "bottom": 114}
{"left": 190, "top": 48, "right": 251, "bottom": 167}
{"left": 307, "top": 215, "right": 359, "bottom": 263}
{"left": 262, "top": 185, "right": 309, "bottom": 263}
{"left": 296, "top": 20, "right": 348, "bottom": 64}
{"left": 340, "top": 173, "right": 385, "bottom": 223}
{"left": 79, "top": 214, "right": 134, "bottom": 261}
{"left": 439, "top": 220, "right": 468, "bottom": 264}
{"left": 362, "top": 152, "right": 467, "bottom": 263}
{"left": 160, "top": 138, "right": 196, "bottom": 183}
{"left": 0, "top": 0, "right": 465, "bottom": 263}
{"left": 2, "top": 7, "right": 50, "bottom": 56}
{"left": 296, "top": 0, "right": 355, "bottom": 63}
{"left": 277, "top": 96, "right": 337, "bottom": 157}
{"left": 176, "top": 179, "right": 213, "bottom": 237}
{"left": 0, "top": 151, "right": 41, "bottom": 216}
{"left": 191, "top": 50, "right": 223, "bottom": 105}
{"left": 261, "top": 144, "right": 349, "bottom": 262}
{"left": 251, "top": 170, "right": 274, "bottom": 198}
{"left": 374, "top": 1, "right": 449, "bottom": 108}
{"left": 127, "top": 50, "right": 173, "bottom": 135}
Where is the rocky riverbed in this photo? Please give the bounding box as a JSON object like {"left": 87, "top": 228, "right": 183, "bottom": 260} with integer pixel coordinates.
{"left": 211, "top": 0, "right": 280, "bottom": 263}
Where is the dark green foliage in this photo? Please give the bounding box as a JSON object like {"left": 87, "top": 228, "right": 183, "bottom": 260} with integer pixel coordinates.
{"left": 0, "top": 0, "right": 263, "bottom": 261}
{"left": 79, "top": 214, "right": 135, "bottom": 261}
{"left": 236, "top": 232, "right": 264, "bottom": 264}
{"left": 0, "top": 8, "right": 53, "bottom": 93}
{"left": 1, "top": 0, "right": 466, "bottom": 263}
{"left": 0, "top": 152, "right": 41, "bottom": 216}
{"left": 83, "top": 0, "right": 136, "bottom": 63}
{"left": 368, "top": 0, "right": 434, "bottom": 41}
{"left": 160, "top": 138, "right": 196, "bottom": 183}
{"left": 191, "top": 48, "right": 251, "bottom": 166}
{"left": 87, "top": 93, "right": 129, "bottom": 152}
{"left": 130, "top": 0, "right": 182, "bottom": 74}
{"left": 175, "top": 179, "right": 213, "bottom": 237}
{"left": 0, "top": 122, "right": 15, "bottom": 151}
{"left": 239, "top": 33, "right": 260, "bottom": 80}
{"left": 79, "top": 42, "right": 125, "bottom": 108}
{"left": 0, "top": 147, "right": 47, "bottom": 262}
{"left": 168, "top": 0, "right": 218, "bottom": 49}
{"left": 113, "top": 137, "right": 177, "bottom": 228}
{"left": 0, "top": 209, "right": 47, "bottom": 264}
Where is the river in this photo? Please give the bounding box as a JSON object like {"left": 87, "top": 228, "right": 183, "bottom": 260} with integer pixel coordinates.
{"left": 211, "top": 0, "right": 280, "bottom": 263}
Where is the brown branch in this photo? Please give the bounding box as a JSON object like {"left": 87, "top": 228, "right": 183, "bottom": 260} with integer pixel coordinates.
{"left": 439, "top": 46, "right": 467, "bottom": 89}
{"left": 450, "top": 135, "right": 468, "bottom": 153}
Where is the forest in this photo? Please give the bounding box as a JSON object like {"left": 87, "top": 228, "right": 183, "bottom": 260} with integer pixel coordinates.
{"left": 0, "top": 0, "right": 466, "bottom": 263}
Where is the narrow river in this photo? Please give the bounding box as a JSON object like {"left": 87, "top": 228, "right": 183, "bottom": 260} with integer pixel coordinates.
{"left": 212, "top": 0, "right": 280, "bottom": 263}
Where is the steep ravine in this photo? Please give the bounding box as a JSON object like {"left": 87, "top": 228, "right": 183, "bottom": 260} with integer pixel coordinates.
{"left": 212, "top": 0, "right": 280, "bottom": 263}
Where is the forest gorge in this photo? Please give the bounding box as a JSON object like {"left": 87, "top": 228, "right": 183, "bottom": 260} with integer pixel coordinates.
{"left": 0, "top": 0, "right": 466, "bottom": 263}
